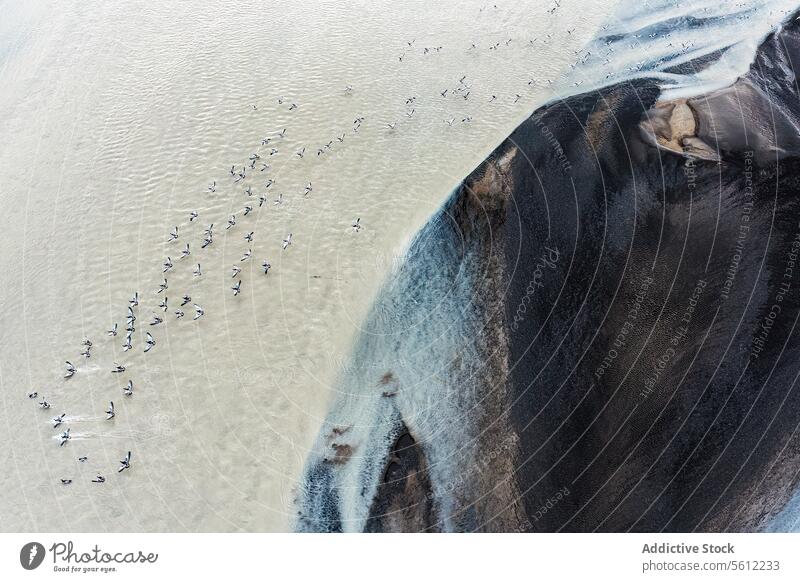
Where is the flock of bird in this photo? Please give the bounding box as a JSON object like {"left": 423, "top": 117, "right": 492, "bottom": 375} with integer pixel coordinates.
{"left": 27, "top": 0, "right": 663, "bottom": 491}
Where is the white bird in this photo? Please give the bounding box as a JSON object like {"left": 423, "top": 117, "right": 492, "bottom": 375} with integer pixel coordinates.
{"left": 59, "top": 428, "right": 70, "bottom": 446}
{"left": 193, "top": 304, "right": 204, "bottom": 320}
{"left": 231, "top": 265, "right": 241, "bottom": 278}
{"left": 168, "top": 226, "right": 179, "bottom": 242}
{"left": 227, "top": 215, "right": 236, "bottom": 230}
{"left": 262, "top": 260, "right": 271, "bottom": 275}
{"left": 158, "top": 297, "right": 168, "bottom": 312}
{"left": 118, "top": 451, "right": 131, "bottom": 473}
{"left": 163, "top": 257, "right": 173, "bottom": 273}
{"left": 129, "top": 292, "right": 139, "bottom": 307}
{"left": 53, "top": 413, "right": 65, "bottom": 428}
{"left": 157, "top": 279, "right": 168, "bottom": 293}
{"left": 64, "top": 361, "right": 76, "bottom": 379}
{"left": 232, "top": 281, "right": 242, "bottom": 296}
{"left": 282, "top": 233, "right": 292, "bottom": 250}
{"left": 174, "top": 310, "right": 185, "bottom": 319}
{"left": 193, "top": 263, "right": 202, "bottom": 277}
{"left": 106, "top": 401, "right": 115, "bottom": 420}
{"left": 124, "top": 380, "right": 133, "bottom": 396}
{"left": 208, "top": 181, "right": 216, "bottom": 192}
{"left": 180, "top": 243, "right": 190, "bottom": 259}
{"left": 144, "top": 333, "right": 156, "bottom": 353}
{"left": 352, "top": 218, "right": 362, "bottom": 232}
{"left": 39, "top": 399, "right": 50, "bottom": 409}
{"left": 240, "top": 249, "right": 252, "bottom": 262}
{"left": 189, "top": 210, "right": 198, "bottom": 221}
{"left": 107, "top": 323, "right": 118, "bottom": 337}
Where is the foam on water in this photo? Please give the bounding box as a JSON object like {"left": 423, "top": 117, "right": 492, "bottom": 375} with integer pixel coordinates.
{"left": 556, "top": 0, "right": 798, "bottom": 101}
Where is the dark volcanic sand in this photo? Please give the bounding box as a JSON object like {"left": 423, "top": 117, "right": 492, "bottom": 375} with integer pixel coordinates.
{"left": 297, "top": 13, "right": 800, "bottom": 532}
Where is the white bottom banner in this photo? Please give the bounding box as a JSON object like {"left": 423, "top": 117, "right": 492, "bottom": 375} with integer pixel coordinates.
{"left": 1, "top": 534, "right": 797, "bottom": 581}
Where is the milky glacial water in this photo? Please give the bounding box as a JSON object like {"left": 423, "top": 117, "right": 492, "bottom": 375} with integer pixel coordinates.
{"left": 2, "top": 0, "right": 795, "bottom": 533}
{"left": 0, "top": 0, "right": 614, "bottom": 532}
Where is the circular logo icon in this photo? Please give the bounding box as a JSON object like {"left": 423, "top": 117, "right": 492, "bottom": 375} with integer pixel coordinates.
{"left": 20, "top": 542, "right": 45, "bottom": 570}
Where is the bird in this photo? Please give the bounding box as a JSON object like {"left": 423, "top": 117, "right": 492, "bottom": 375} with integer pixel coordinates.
{"left": 227, "top": 215, "right": 236, "bottom": 230}
{"left": 282, "top": 233, "right": 293, "bottom": 250}
{"left": 144, "top": 333, "right": 156, "bottom": 353}
{"left": 262, "top": 260, "right": 271, "bottom": 275}
{"left": 157, "top": 279, "right": 168, "bottom": 293}
{"left": 59, "top": 428, "right": 70, "bottom": 447}
{"left": 232, "top": 281, "right": 241, "bottom": 296}
{"left": 124, "top": 380, "right": 133, "bottom": 396}
{"left": 243, "top": 205, "right": 253, "bottom": 216}
{"left": 118, "top": 451, "right": 132, "bottom": 473}
{"left": 189, "top": 210, "right": 198, "bottom": 221}
{"left": 129, "top": 292, "right": 139, "bottom": 307}
{"left": 79, "top": 346, "right": 91, "bottom": 359}
{"left": 207, "top": 181, "right": 216, "bottom": 193}
{"left": 193, "top": 305, "right": 205, "bottom": 320}
{"left": 296, "top": 147, "right": 306, "bottom": 158}
{"left": 53, "top": 413, "right": 65, "bottom": 428}
{"left": 193, "top": 264, "right": 202, "bottom": 277}
{"left": 105, "top": 401, "right": 115, "bottom": 419}
{"left": 240, "top": 249, "right": 252, "bottom": 262}
{"left": 273, "top": 193, "right": 283, "bottom": 205}
{"left": 39, "top": 399, "right": 50, "bottom": 409}
{"left": 180, "top": 243, "right": 190, "bottom": 259}
{"left": 304, "top": 182, "right": 313, "bottom": 196}
{"left": 244, "top": 231, "right": 254, "bottom": 243}
{"left": 386, "top": 122, "right": 397, "bottom": 130}
{"left": 174, "top": 310, "right": 185, "bottom": 319}
{"left": 27, "top": 392, "right": 38, "bottom": 399}
{"left": 60, "top": 479, "right": 72, "bottom": 485}
{"left": 107, "top": 323, "right": 118, "bottom": 337}
{"left": 64, "top": 361, "right": 76, "bottom": 379}
{"left": 352, "top": 218, "right": 361, "bottom": 232}
{"left": 112, "top": 363, "right": 126, "bottom": 374}
{"left": 150, "top": 315, "right": 163, "bottom": 326}
{"left": 78, "top": 456, "right": 88, "bottom": 462}
{"left": 92, "top": 475, "right": 106, "bottom": 484}
{"left": 168, "top": 226, "right": 179, "bottom": 242}
{"left": 181, "top": 294, "right": 191, "bottom": 306}
{"left": 163, "top": 257, "right": 173, "bottom": 273}
{"left": 158, "top": 297, "right": 168, "bottom": 312}
{"left": 231, "top": 265, "right": 242, "bottom": 278}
